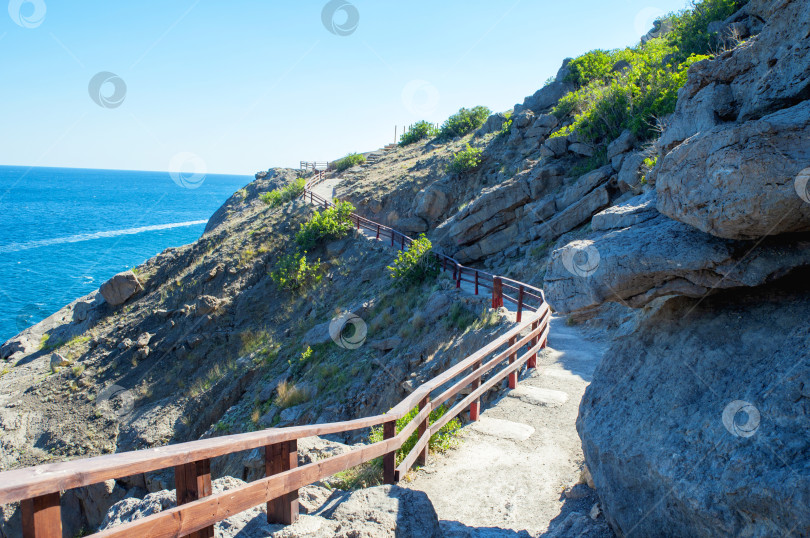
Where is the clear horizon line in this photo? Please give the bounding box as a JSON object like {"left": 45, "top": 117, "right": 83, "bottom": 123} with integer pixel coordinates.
{"left": 0, "top": 163, "right": 267, "bottom": 177}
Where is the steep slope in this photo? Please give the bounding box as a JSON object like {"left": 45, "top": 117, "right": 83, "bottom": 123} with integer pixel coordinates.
{"left": 0, "top": 169, "right": 509, "bottom": 536}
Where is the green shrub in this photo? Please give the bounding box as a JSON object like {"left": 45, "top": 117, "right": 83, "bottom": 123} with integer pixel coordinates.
{"left": 549, "top": 0, "right": 744, "bottom": 156}
{"left": 387, "top": 234, "right": 439, "bottom": 288}
{"left": 438, "top": 106, "right": 491, "bottom": 140}
{"left": 563, "top": 49, "right": 620, "bottom": 87}
{"left": 288, "top": 346, "right": 315, "bottom": 377}
{"left": 552, "top": 40, "right": 708, "bottom": 148}
{"left": 448, "top": 144, "right": 483, "bottom": 174}
{"left": 333, "top": 153, "right": 366, "bottom": 172}
{"left": 270, "top": 251, "right": 322, "bottom": 292}
{"left": 260, "top": 177, "right": 306, "bottom": 207}
{"left": 331, "top": 404, "right": 461, "bottom": 489}
{"left": 399, "top": 121, "right": 438, "bottom": 146}
{"left": 497, "top": 112, "right": 513, "bottom": 138}
{"left": 368, "top": 404, "right": 462, "bottom": 466}
{"left": 667, "top": 0, "right": 748, "bottom": 61}
{"left": 295, "top": 201, "right": 356, "bottom": 249}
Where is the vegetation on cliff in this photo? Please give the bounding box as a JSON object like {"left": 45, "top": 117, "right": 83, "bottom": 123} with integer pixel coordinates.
{"left": 551, "top": 0, "right": 748, "bottom": 163}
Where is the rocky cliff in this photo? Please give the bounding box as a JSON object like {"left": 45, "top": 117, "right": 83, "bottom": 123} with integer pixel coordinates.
{"left": 542, "top": 0, "right": 810, "bottom": 535}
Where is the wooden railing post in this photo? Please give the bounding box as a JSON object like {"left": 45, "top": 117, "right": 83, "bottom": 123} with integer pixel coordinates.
{"left": 508, "top": 335, "right": 518, "bottom": 389}
{"left": 416, "top": 397, "right": 430, "bottom": 467}
{"left": 474, "top": 271, "right": 479, "bottom": 295}
{"left": 21, "top": 493, "right": 61, "bottom": 538}
{"left": 383, "top": 420, "right": 397, "bottom": 484}
{"left": 528, "top": 320, "right": 540, "bottom": 369}
{"left": 391, "top": 232, "right": 395, "bottom": 247}
{"left": 469, "top": 360, "right": 483, "bottom": 421}
{"left": 266, "top": 440, "right": 299, "bottom": 525}
{"left": 456, "top": 266, "right": 461, "bottom": 289}
{"left": 174, "top": 459, "right": 214, "bottom": 538}
{"left": 492, "top": 277, "right": 503, "bottom": 309}
{"left": 400, "top": 235, "right": 405, "bottom": 251}
{"left": 517, "top": 285, "right": 525, "bottom": 323}
{"left": 376, "top": 225, "right": 380, "bottom": 240}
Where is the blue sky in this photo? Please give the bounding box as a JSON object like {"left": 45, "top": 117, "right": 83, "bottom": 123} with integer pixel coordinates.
{"left": 1, "top": 0, "right": 690, "bottom": 175}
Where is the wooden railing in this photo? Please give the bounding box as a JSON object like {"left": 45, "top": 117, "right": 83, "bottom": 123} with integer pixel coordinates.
{"left": 299, "top": 161, "right": 330, "bottom": 172}
{"left": 0, "top": 170, "right": 551, "bottom": 538}
{"left": 304, "top": 171, "right": 544, "bottom": 321}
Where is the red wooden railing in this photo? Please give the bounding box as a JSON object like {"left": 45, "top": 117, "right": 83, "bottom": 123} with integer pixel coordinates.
{"left": 0, "top": 171, "right": 550, "bottom": 538}
{"left": 304, "top": 171, "right": 544, "bottom": 322}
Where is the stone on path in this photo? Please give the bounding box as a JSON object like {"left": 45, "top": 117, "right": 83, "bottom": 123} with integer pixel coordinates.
{"left": 469, "top": 417, "right": 535, "bottom": 441}
{"left": 507, "top": 385, "right": 569, "bottom": 407}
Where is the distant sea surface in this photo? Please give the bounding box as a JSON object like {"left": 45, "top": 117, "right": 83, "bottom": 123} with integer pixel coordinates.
{"left": 0, "top": 166, "right": 251, "bottom": 343}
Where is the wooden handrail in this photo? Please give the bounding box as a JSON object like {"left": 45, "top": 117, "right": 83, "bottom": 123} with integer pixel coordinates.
{"left": 2, "top": 174, "right": 552, "bottom": 537}
{"left": 303, "top": 188, "right": 545, "bottom": 314}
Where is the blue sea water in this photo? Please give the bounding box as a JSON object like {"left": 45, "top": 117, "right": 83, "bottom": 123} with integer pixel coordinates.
{"left": 0, "top": 165, "right": 252, "bottom": 343}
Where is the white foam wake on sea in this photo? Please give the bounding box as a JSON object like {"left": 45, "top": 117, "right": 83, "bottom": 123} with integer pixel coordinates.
{"left": 0, "top": 220, "right": 208, "bottom": 253}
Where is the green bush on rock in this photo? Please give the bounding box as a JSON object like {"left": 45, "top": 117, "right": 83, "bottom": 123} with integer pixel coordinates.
{"left": 549, "top": 0, "right": 744, "bottom": 158}
{"left": 399, "top": 120, "right": 439, "bottom": 146}
{"left": 388, "top": 234, "right": 439, "bottom": 288}
{"left": 260, "top": 177, "right": 306, "bottom": 207}
{"left": 270, "top": 251, "right": 322, "bottom": 292}
{"left": 295, "top": 201, "right": 356, "bottom": 249}
{"left": 448, "top": 144, "right": 483, "bottom": 175}
{"left": 438, "top": 106, "right": 491, "bottom": 140}
{"left": 333, "top": 153, "right": 366, "bottom": 172}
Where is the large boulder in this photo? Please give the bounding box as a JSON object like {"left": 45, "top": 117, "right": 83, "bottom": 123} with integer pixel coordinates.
{"left": 414, "top": 185, "right": 450, "bottom": 222}
{"left": 656, "top": 100, "right": 810, "bottom": 239}
{"left": 99, "top": 271, "right": 143, "bottom": 306}
{"left": 579, "top": 279, "right": 810, "bottom": 536}
{"left": 544, "top": 209, "right": 810, "bottom": 314}
{"left": 515, "top": 81, "right": 575, "bottom": 115}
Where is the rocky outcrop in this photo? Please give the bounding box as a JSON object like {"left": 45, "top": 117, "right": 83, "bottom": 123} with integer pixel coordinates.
{"left": 99, "top": 271, "right": 143, "bottom": 306}
{"left": 659, "top": 0, "right": 810, "bottom": 152}
{"left": 514, "top": 59, "right": 575, "bottom": 115}
{"left": 441, "top": 160, "right": 618, "bottom": 263}
{"left": 101, "top": 479, "right": 442, "bottom": 538}
{"left": 545, "top": 200, "right": 810, "bottom": 314}
{"left": 591, "top": 191, "right": 658, "bottom": 231}
{"left": 578, "top": 277, "right": 810, "bottom": 536}
{"left": 656, "top": 100, "right": 810, "bottom": 239}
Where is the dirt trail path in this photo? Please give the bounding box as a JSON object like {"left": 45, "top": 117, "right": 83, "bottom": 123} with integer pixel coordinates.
{"left": 405, "top": 317, "right": 613, "bottom": 537}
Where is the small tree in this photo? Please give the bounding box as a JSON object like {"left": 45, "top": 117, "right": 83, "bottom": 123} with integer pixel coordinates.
{"left": 399, "top": 121, "right": 439, "bottom": 146}
{"left": 448, "top": 144, "right": 483, "bottom": 174}
{"left": 438, "top": 106, "right": 491, "bottom": 140}
{"left": 295, "top": 201, "right": 356, "bottom": 249}
{"left": 387, "top": 234, "right": 439, "bottom": 287}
